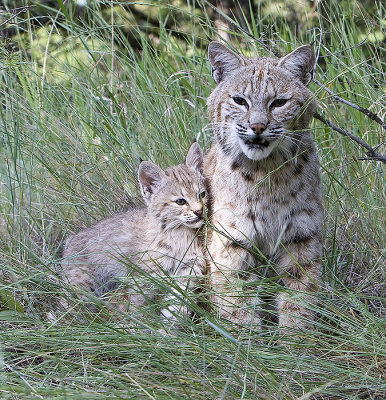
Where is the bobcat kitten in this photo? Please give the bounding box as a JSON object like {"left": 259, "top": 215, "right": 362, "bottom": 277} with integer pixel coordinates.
{"left": 204, "top": 42, "right": 323, "bottom": 329}
{"left": 62, "top": 142, "right": 208, "bottom": 321}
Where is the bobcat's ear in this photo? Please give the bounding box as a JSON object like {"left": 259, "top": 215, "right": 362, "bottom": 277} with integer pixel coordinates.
{"left": 208, "top": 41, "right": 244, "bottom": 84}
{"left": 185, "top": 142, "right": 204, "bottom": 174}
{"left": 278, "top": 45, "right": 315, "bottom": 85}
{"left": 138, "top": 161, "right": 166, "bottom": 203}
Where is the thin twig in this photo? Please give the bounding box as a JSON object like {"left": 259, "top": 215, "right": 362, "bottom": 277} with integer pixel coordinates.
{"left": 315, "top": 113, "right": 386, "bottom": 163}
{"left": 0, "top": 5, "right": 35, "bottom": 28}
{"left": 313, "top": 78, "right": 385, "bottom": 129}
{"left": 318, "top": 33, "right": 370, "bottom": 58}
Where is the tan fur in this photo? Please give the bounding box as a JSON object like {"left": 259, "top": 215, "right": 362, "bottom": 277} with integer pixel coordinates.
{"left": 62, "top": 143, "right": 208, "bottom": 322}
{"left": 204, "top": 42, "right": 323, "bottom": 329}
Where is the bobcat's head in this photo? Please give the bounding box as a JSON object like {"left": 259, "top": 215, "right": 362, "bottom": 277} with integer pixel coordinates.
{"left": 207, "top": 42, "right": 317, "bottom": 162}
{"left": 138, "top": 143, "right": 208, "bottom": 231}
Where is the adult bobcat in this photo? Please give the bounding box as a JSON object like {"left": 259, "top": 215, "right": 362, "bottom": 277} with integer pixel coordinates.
{"left": 62, "top": 143, "right": 208, "bottom": 322}
{"left": 204, "top": 42, "right": 323, "bottom": 329}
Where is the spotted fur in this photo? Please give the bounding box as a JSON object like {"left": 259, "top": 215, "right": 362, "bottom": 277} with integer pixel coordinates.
{"left": 204, "top": 42, "right": 323, "bottom": 329}
{"left": 62, "top": 143, "right": 208, "bottom": 321}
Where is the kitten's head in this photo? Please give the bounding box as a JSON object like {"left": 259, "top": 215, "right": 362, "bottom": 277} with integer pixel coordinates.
{"left": 138, "top": 142, "right": 208, "bottom": 231}
{"left": 207, "top": 42, "right": 317, "bottom": 162}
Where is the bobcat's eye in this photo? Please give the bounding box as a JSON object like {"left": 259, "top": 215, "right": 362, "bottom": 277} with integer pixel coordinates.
{"left": 270, "top": 99, "right": 287, "bottom": 108}
{"left": 199, "top": 191, "right": 206, "bottom": 199}
{"left": 175, "top": 198, "right": 187, "bottom": 206}
{"left": 232, "top": 97, "right": 248, "bottom": 107}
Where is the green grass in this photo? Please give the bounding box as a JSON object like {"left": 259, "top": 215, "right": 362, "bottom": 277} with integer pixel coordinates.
{"left": 0, "top": 1, "right": 385, "bottom": 398}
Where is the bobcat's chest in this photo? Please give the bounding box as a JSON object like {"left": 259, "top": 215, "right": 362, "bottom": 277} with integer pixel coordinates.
{"left": 210, "top": 163, "right": 300, "bottom": 252}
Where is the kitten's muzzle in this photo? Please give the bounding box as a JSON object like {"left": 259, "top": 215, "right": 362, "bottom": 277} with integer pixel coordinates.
{"left": 193, "top": 209, "right": 203, "bottom": 217}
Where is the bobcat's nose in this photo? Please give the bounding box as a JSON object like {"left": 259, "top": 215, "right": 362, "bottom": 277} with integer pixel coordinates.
{"left": 193, "top": 209, "right": 203, "bottom": 218}
{"left": 250, "top": 123, "right": 267, "bottom": 135}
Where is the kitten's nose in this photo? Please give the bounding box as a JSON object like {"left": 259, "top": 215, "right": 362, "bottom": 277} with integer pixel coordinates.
{"left": 250, "top": 123, "right": 267, "bottom": 135}
{"left": 193, "top": 209, "right": 203, "bottom": 217}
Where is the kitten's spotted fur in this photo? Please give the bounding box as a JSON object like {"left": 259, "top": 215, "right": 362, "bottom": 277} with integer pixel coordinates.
{"left": 62, "top": 143, "right": 208, "bottom": 321}
{"left": 204, "top": 42, "right": 323, "bottom": 329}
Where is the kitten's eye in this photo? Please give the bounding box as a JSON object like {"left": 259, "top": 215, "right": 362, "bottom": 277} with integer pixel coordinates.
{"left": 175, "top": 198, "right": 187, "bottom": 206}
{"left": 232, "top": 97, "right": 248, "bottom": 107}
{"left": 199, "top": 191, "right": 206, "bottom": 199}
{"left": 270, "top": 99, "right": 287, "bottom": 108}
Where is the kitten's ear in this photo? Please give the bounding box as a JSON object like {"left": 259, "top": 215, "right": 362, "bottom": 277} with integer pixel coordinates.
{"left": 208, "top": 41, "right": 244, "bottom": 84}
{"left": 138, "top": 161, "right": 166, "bottom": 203}
{"left": 185, "top": 142, "right": 204, "bottom": 174}
{"left": 278, "top": 45, "right": 315, "bottom": 85}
